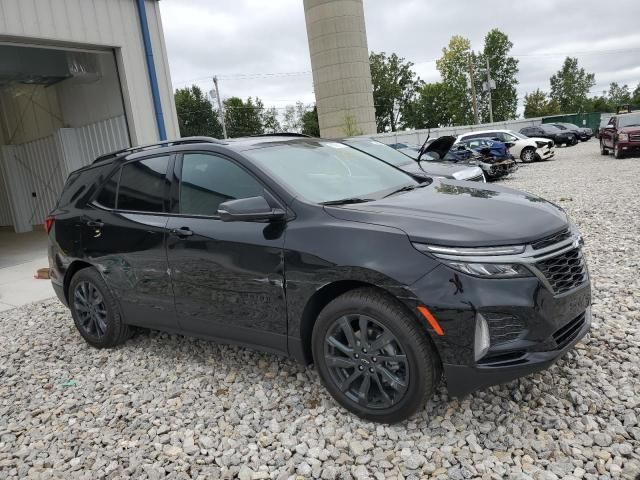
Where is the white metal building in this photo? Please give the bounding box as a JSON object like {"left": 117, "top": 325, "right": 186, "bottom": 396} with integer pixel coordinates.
{"left": 0, "top": 0, "right": 179, "bottom": 234}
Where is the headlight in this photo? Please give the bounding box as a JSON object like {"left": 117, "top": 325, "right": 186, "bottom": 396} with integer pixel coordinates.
{"left": 414, "top": 243, "right": 525, "bottom": 256}
{"left": 412, "top": 243, "right": 534, "bottom": 278}
{"left": 619, "top": 133, "right": 629, "bottom": 142}
{"left": 446, "top": 262, "right": 532, "bottom": 278}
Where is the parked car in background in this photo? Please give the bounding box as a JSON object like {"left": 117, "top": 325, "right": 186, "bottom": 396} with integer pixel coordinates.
{"left": 402, "top": 136, "right": 516, "bottom": 180}
{"left": 455, "top": 137, "right": 514, "bottom": 161}
{"left": 48, "top": 135, "right": 591, "bottom": 423}
{"left": 457, "top": 129, "right": 554, "bottom": 163}
{"left": 341, "top": 137, "right": 485, "bottom": 182}
{"left": 551, "top": 123, "right": 593, "bottom": 142}
{"left": 520, "top": 125, "right": 576, "bottom": 147}
{"left": 599, "top": 111, "right": 640, "bottom": 159}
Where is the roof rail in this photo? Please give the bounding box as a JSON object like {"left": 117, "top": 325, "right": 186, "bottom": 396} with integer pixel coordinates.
{"left": 92, "top": 136, "right": 225, "bottom": 164}
{"left": 248, "top": 132, "right": 312, "bottom": 138}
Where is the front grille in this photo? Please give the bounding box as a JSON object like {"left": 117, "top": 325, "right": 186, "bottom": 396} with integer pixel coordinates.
{"left": 531, "top": 228, "right": 571, "bottom": 250}
{"left": 553, "top": 313, "right": 586, "bottom": 349}
{"left": 484, "top": 313, "right": 526, "bottom": 344}
{"left": 467, "top": 174, "right": 484, "bottom": 182}
{"left": 535, "top": 247, "right": 588, "bottom": 295}
{"left": 630, "top": 133, "right": 640, "bottom": 142}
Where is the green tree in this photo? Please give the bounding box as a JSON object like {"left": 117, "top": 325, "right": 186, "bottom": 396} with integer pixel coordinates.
{"left": 402, "top": 82, "right": 452, "bottom": 128}
{"left": 549, "top": 57, "right": 596, "bottom": 113}
{"left": 435, "top": 36, "right": 474, "bottom": 126}
{"left": 261, "top": 107, "right": 281, "bottom": 134}
{"left": 584, "top": 95, "right": 613, "bottom": 113}
{"left": 607, "top": 82, "right": 631, "bottom": 106}
{"left": 174, "top": 85, "right": 223, "bottom": 138}
{"left": 224, "top": 97, "right": 264, "bottom": 138}
{"left": 476, "top": 29, "right": 519, "bottom": 122}
{"left": 523, "top": 89, "right": 560, "bottom": 118}
{"left": 282, "top": 102, "right": 308, "bottom": 132}
{"left": 632, "top": 83, "right": 640, "bottom": 105}
{"left": 369, "top": 52, "right": 422, "bottom": 132}
{"left": 301, "top": 106, "right": 320, "bottom": 137}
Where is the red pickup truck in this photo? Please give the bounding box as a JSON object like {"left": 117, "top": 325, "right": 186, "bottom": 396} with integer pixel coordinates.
{"left": 599, "top": 111, "right": 640, "bottom": 159}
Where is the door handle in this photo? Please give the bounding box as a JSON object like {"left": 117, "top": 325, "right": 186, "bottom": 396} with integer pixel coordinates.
{"left": 170, "top": 227, "right": 194, "bottom": 237}
{"left": 86, "top": 220, "right": 104, "bottom": 228}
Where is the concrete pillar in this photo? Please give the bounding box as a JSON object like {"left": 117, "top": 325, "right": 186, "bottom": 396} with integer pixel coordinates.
{"left": 303, "top": 0, "right": 377, "bottom": 138}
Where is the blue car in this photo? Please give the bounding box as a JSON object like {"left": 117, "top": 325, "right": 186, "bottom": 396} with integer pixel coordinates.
{"left": 456, "top": 137, "right": 514, "bottom": 161}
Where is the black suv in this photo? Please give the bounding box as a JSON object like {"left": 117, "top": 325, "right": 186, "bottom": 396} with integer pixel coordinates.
{"left": 48, "top": 136, "right": 591, "bottom": 423}
{"left": 521, "top": 125, "right": 577, "bottom": 146}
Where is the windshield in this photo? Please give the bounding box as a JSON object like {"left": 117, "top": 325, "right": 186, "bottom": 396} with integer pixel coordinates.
{"left": 343, "top": 139, "right": 413, "bottom": 167}
{"left": 618, "top": 113, "right": 640, "bottom": 128}
{"left": 245, "top": 140, "right": 417, "bottom": 204}
{"left": 508, "top": 130, "right": 529, "bottom": 140}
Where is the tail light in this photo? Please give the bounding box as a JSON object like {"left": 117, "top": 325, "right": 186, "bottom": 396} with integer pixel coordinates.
{"left": 45, "top": 216, "right": 55, "bottom": 234}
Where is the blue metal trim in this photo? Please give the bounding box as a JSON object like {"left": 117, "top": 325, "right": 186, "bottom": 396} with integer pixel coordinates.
{"left": 135, "top": 0, "right": 167, "bottom": 141}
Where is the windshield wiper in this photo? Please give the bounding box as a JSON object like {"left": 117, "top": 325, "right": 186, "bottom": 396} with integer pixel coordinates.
{"left": 384, "top": 183, "right": 427, "bottom": 198}
{"left": 321, "top": 197, "right": 374, "bottom": 206}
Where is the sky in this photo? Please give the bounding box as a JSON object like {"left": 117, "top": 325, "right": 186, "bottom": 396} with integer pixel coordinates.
{"left": 159, "top": 0, "right": 640, "bottom": 117}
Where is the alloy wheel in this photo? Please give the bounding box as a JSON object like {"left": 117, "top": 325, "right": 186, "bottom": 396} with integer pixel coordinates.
{"left": 73, "top": 281, "right": 108, "bottom": 338}
{"left": 521, "top": 149, "right": 535, "bottom": 162}
{"left": 323, "top": 314, "right": 409, "bottom": 409}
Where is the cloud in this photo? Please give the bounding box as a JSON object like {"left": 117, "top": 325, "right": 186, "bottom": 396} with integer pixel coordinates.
{"left": 159, "top": 0, "right": 640, "bottom": 115}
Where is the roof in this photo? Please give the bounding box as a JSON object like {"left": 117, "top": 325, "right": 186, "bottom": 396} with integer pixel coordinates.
{"left": 457, "top": 128, "right": 515, "bottom": 137}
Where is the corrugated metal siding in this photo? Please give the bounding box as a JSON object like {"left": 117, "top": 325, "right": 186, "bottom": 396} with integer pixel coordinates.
{"left": 369, "top": 118, "right": 544, "bottom": 145}
{"left": 0, "top": 0, "right": 179, "bottom": 144}
{"left": 0, "top": 164, "right": 13, "bottom": 226}
{"left": 75, "top": 115, "right": 129, "bottom": 169}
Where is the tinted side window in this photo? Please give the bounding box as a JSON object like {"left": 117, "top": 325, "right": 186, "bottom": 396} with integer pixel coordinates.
{"left": 95, "top": 170, "right": 120, "bottom": 208}
{"left": 180, "top": 153, "right": 264, "bottom": 216}
{"left": 117, "top": 156, "right": 170, "bottom": 212}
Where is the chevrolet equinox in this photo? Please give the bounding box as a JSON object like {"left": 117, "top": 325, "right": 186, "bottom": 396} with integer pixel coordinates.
{"left": 48, "top": 135, "right": 591, "bottom": 423}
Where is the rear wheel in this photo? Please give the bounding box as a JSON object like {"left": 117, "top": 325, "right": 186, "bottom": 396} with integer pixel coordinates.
{"left": 520, "top": 147, "right": 536, "bottom": 163}
{"left": 600, "top": 140, "right": 609, "bottom": 156}
{"left": 69, "top": 268, "right": 130, "bottom": 348}
{"left": 312, "top": 288, "right": 440, "bottom": 423}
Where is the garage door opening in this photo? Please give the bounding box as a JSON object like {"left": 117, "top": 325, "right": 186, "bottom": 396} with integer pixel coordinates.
{"left": 0, "top": 43, "right": 131, "bottom": 235}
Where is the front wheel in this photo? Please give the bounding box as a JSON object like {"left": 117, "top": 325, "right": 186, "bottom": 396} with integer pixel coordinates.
{"left": 520, "top": 147, "right": 536, "bottom": 163}
{"left": 312, "top": 288, "right": 440, "bottom": 423}
{"left": 600, "top": 140, "right": 609, "bottom": 156}
{"left": 614, "top": 144, "right": 624, "bottom": 159}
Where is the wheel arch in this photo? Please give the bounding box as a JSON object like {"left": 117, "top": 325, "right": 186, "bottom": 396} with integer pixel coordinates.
{"left": 295, "top": 280, "right": 441, "bottom": 368}
{"left": 63, "top": 260, "right": 94, "bottom": 303}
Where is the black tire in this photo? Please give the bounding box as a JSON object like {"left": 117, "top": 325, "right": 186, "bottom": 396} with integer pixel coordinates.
{"left": 520, "top": 147, "right": 536, "bottom": 163}
{"left": 600, "top": 140, "right": 609, "bottom": 156}
{"left": 69, "top": 268, "right": 130, "bottom": 348}
{"left": 312, "top": 287, "right": 440, "bottom": 423}
{"left": 614, "top": 144, "right": 624, "bottom": 159}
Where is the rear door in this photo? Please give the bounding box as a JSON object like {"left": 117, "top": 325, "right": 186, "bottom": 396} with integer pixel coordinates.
{"left": 83, "top": 155, "right": 176, "bottom": 330}
{"left": 165, "top": 151, "right": 288, "bottom": 353}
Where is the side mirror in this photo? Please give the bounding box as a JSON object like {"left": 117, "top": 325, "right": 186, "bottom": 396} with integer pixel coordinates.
{"left": 217, "top": 196, "right": 286, "bottom": 222}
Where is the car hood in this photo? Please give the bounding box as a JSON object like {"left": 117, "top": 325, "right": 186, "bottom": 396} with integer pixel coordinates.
{"left": 424, "top": 136, "right": 456, "bottom": 159}
{"left": 400, "top": 160, "right": 480, "bottom": 179}
{"left": 324, "top": 178, "right": 568, "bottom": 247}
{"left": 619, "top": 126, "right": 640, "bottom": 134}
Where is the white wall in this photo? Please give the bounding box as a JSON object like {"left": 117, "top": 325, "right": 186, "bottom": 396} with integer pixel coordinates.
{"left": 0, "top": 115, "right": 128, "bottom": 231}
{"left": 0, "top": 0, "right": 179, "bottom": 144}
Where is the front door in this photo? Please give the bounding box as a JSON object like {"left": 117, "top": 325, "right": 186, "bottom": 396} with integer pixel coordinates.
{"left": 166, "top": 152, "right": 288, "bottom": 353}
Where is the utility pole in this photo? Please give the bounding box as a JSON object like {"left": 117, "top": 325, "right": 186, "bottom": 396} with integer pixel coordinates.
{"left": 468, "top": 52, "right": 479, "bottom": 125}
{"left": 213, "top": 76, "right": 228, "bottom": 139}
{"left": 485, "top": 58, "right": 494, "bottom": 124}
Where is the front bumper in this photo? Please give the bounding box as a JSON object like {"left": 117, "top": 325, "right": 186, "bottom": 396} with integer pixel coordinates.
{"left": 409, "top": 261, "right": 591, "bottom": 397}
{"left": 537, "top": 147, "right": 555, "bottom": 160}
{"left": 617, "top": 141, "right": 640, "bottom": 154}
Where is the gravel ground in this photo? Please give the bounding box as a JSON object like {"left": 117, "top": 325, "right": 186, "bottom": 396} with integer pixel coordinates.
{"left": 1, "top": 141, "right": 639, "bottom": 480}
